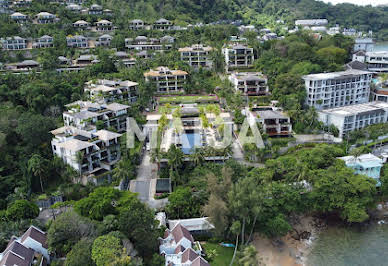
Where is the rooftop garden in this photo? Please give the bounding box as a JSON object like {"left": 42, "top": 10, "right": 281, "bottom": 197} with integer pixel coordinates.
{"left": 157, "top": 95, "right": 219, "bottom": 105}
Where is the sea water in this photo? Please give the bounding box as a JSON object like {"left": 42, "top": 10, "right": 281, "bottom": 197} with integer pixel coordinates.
{"left": 307, "top": 223, "right": 388, "bottom": 266}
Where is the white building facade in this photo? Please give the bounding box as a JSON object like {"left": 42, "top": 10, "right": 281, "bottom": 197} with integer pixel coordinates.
{"left": 318, "top": 101, "right": 388, "bottom": 137}
{"left": 303, "top": 69, "right": 372, "bottom": 110}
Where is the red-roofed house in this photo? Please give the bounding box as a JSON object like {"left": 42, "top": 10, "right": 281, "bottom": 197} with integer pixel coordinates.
{"left": 0, "top": 226, "right": 49, "bottom": 266}
{"left": 159, "top": 224, "right": 207, "bottom": 266}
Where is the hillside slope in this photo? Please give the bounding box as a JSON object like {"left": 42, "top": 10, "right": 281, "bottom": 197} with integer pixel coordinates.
{"left": 101, "top": 0, "right": 388, "bottom": 39}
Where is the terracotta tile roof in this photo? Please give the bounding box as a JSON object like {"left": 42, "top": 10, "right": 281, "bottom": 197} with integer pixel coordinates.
{"left": 191, "top": 256, "right": 210, "bottom": 266}
{"left": 375, "top": 90, "right": 388, "bottom": 95}
{"left": 171, "top": 224, "right": 194, "bottom": 243}
{"left": 21, "top": 226, "right": 48, "bottom": 249}
{"left": 181, "top": 248, "right": 199, "bottom": 263}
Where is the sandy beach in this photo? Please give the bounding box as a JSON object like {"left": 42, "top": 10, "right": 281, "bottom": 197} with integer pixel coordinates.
{"left": 252, "top": 216, "right": 323, "bottom": 266}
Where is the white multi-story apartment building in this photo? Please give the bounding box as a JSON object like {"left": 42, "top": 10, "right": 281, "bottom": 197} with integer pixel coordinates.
{"left": 73, "top": 19, "right": 90, "bottom": 29}
{"left": 84, "top": 79, "right": 138, "bottom": 104}
{"left": 66, "top": 3, "right": 81, "bottom": 12}
{"left": 222, "top": 44, "right": 254, "bottom": 69}
{"left": 125, "top": 35, "right": 174, "bottom": 51}
{"left": 95, "top": 34, "right": 112, "bottom": 47}
{"left": 88, "top": 3, "right": 103, "bottom": 15}
{"left": 295, "top": 19, "right": 328, "bottom": 27}
{"left": 144, "top": 66, "right": 188, "bottom": 93}
{"left": 364, "top": 51, "right": 388, "bottom": 72}
{"left": 32, "top": 35, "right": 53, "bottom": 48}
{"left": 0, "top": 0, "right": 9, "bottom": 13}
{"left": 95, "top": 19, "right": 113, "bottom": 32}
{"left": 153, "top": 18, "right": 172, "bottom": 30}
{"left": 129, "top": 19, "right": 144, "bottom": 30}
{"left": 229, "top": 72, "right": 269, "bottom": 96}
{"left": 1, "top": 36, "right": 27, "bottom": 50}
{"left": 13, "top": 0, "right": 32, "bottom": 6}
{"left": 35, "top": 12, "right": 56, "bottom": 24}
{"left": 178, "top": 44, "right": 214, "bottom": 69}
{"left": 63, "top": 100, "right": 130, "bottom": 132}
{"left": 318, "top": 101, "right": 388, "bottom": 138}
{"left": 66, "top": 35, "right": 88, "bottom": 48}
{"left": 10, "top": 12, "right": 27, "bottom": 23}
{"left": 51, "top": 126, "right": 122, "bottom": 182}
{"left": 303, "top": 69, "right": 372, "bottom": 110}
{"left": 354, "top": 38, "right": 374, "bottom": 52}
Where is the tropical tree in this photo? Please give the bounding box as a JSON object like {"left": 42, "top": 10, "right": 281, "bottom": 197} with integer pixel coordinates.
{"left": 238, "top": 245, "right": 261, "bottom": 266}
{"left": 167, "top": 145, "right": 184, "bottom": 187}
{"left": 112, "top": 158, "right": 135, "bottom": 184}
{"left": 190, "top": 148, "right": 205, "bottom": 166}
{"left": 91, "top": 234, "right": 125, "bottom": 266}
{"left": 28, "top": 154, "right": 47, "bottom": 192}
{"left": 230, "top": 221, "right": 241, "bottom": 266}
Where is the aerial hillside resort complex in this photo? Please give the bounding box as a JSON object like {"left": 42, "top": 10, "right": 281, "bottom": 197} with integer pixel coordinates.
{"left": 2, "top": 0, "right": 388, "bottom": 265}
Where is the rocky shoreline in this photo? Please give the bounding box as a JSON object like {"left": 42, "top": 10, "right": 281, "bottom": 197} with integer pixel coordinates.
{"left": 253, "top": 215, "right": 326, "bottom": 266}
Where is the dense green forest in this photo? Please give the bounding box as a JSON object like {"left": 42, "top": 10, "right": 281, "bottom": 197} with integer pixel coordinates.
{"left": 98, "top": 0, "right": 388, "bottom": 39}
{"left": 1, "top": 0, "right": 388, "bottom": 39}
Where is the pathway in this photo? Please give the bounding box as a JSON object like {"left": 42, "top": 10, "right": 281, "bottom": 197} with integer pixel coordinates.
{"left": 129, "top": 151, "right": 169, "bottom": 209}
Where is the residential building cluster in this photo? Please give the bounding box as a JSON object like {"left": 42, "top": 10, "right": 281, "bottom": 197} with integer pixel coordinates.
{"left": 1, "top": 35, "right": 53, "bottom": 50}
{"left": 49, "top": 78, "right": 138, "bottom": 181}
{"left": 0, "top": 226, "right": 49, "bottom": 266}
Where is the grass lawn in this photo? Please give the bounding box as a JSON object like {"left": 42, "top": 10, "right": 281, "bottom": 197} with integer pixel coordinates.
{"left": 202, "top": 242, "right": 236, "bottom": 266}
{"left": 158, "top": 95, "right": 218, "bottom": 104}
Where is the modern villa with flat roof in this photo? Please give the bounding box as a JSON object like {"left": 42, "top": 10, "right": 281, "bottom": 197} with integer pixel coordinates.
{"left": 84, "top": 79, "right": 138, "bottom": 104}
{"left": 222, "top": 44, "right": 254, "bottom": 70}
{"left": 145, "top": 104, "right": 233, "bottom": 159}
{"left": 229, "top": 72, "right": 269, "bottom": 96}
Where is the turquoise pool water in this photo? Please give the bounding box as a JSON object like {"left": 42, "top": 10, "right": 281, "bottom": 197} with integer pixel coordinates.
{"left": 181, "top": 132, "right": 201, "bottom": 154}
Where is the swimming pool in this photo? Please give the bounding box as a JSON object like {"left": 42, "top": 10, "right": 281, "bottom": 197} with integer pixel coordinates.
{"left": 180, "top": 132, "right": 201, "bottom": 154}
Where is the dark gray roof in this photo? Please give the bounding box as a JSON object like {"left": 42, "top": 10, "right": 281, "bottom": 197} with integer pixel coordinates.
{"left": 257, "top": 110, "right": 288, "bottom": 119}
{"left": 346, "top": 60, "right": 368, "bottom": 71}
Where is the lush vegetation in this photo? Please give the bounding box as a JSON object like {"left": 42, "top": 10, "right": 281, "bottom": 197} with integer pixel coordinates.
{"left": 162, "top": 144, "right": 379, "bottom": 251}
{"left": 1, "top": 0, "right": 387, "bottom": 264}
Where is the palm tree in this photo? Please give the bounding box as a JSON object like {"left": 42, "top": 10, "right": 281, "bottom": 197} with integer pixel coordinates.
{"left": 238, "top": 245, "right": 260, "bottom": 266}
{"left": 28, "top": 154, "right": 46, "bottom": 192}
{"left": 150, "top": 149, "right": 161, "bottom": 171}
{"left": 221, "top": 145, "right": 232, "bottom": 161}
{"left": 230, "top": 221, "right": 241, "bottom": 266}
{"left": 167, "top": 145, "right": 184, "bottom": 187}
{"left": 112, "top": 158, "right": 134, "bottom": 184}
{"left": 190, "top": 148, "right": 205, "bottom": 166}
